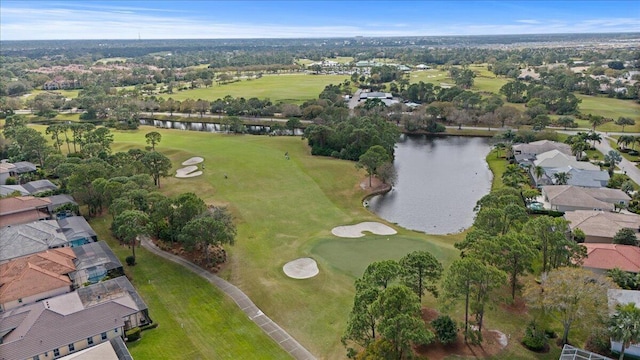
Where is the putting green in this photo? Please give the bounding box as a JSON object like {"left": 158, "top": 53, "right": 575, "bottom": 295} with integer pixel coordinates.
{"left": 311, "top": 235, "right": 458, "bottom": 278}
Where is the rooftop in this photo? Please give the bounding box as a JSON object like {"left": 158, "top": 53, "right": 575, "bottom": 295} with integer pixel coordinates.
{"left": 0, "top": 220, "right": 68, "bottom": 261}
{"left": 543, "top": 185, "right": 620, "bottom": 211}
{"left": 565, "top": 210, "right": 640, "bottom": 239}
{"left": 0, "top": 248, "right": 76, "bottom": 304}
{"left": 582, "top": 243, "right": 640, "bottom": 272}
{"left": 512, "top": 140, "right": 572, "bottom": 156}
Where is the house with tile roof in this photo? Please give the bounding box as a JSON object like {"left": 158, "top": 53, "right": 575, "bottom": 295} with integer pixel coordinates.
{"left": 512, "top": 140, "right": 573, "bottom": 157}
{"left": 581, "top": 243, "right": 640, "bottom": 274}
{"left": 533, "top": 150, "right": 600, "bottom": 171}
{"left": 0, "top": 248, "right": 76, "bottom": 311}
{"left": 0, "top": 220, "right": 68, "bottom": 261}
{"left": 0, "top": 276, "right": 150, "bottom": 360}
{"left": 565, "top": 210, "right": 640, "bottom": 243}
{"left": 542, "top": 185, "right": 629, "bottom": 212}
{"left": 0, "top": 196, "right": 52, "bottom": 227}
{"left": 541, "top": 166, "right": 610, "bottom": 188}
{"left": 0, "top": 217, "right": 98, "bottom": 262}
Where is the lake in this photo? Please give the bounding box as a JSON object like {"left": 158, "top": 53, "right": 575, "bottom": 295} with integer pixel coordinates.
{"left": 368, "top": 135, "right": 493, "bottom": 235}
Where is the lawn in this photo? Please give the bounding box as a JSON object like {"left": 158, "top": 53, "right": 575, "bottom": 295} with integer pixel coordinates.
{"left": 311, "top": 235, "right": 458, "bottom": 278}
{"left": 89, "top": 219, "right": 291, "bottom": 360}
{"left": 156, "top": 74, "right": 348, "bottom": 104}
{"left": 30, "top": 89, "right": 81, "bottom": 99}
{"left": 576, "top": 95, "right": 640, "bottom": 131}
{"left": 409, "top": 69, "right": 449, "bottom": 85}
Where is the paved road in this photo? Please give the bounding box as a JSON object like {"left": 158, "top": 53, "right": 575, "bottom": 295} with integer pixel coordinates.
{"left": 594, "top": 133, "right": 640, "bottom": 186}
{"left": 140, "top": 237, "right": 316, "bottom": 360}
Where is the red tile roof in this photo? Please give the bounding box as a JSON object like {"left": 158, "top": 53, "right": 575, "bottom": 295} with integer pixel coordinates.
{"left": 582, "top": 243, "right": 640, "bottom": 273}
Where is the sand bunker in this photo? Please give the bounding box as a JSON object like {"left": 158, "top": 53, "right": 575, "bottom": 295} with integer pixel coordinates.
{"left": 331, "top": 222, "right": 397, "bottom": 238}
{"left": 182, "top": 157, "right": 204, "bottom": 166}
{"left": 283, "top": 258, "right": 319, "bottom": 279}
{"left": 175, "top": 165, "right": 203, "bottom": 178}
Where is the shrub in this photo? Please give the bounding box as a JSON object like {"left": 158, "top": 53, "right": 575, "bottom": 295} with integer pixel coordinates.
{"left": 584, "top": 328, "right": 612, "bottom": 356}
{"left": 522, "top": 322, "right": 548, "bottom": 352}
{"left": 431, "top": 315, "right": 458, "bottom": 345}
{"left": 140, "top": 322, "right": 159, "bottom": 331}
{"left": 126, "top": 255, "right": 136, "bottom": 266}
{"left": 125, "top": 327, "right": 141, "bottom": 342}
{"left": 4, "top": 177, "right": 17, "bottom": 185}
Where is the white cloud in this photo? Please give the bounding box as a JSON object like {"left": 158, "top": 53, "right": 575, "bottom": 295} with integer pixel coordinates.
{"left": 516, "top": 19, "right": 541, "bottom": 24}
{"left": 1, "top": 4, "right": 639, "bottom": 40}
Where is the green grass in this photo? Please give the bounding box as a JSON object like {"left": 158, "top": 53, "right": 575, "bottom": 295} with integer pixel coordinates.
{"left": 311, "top": 235, "right": 458, "bottom": 278}
{"left": 30, "top": 89, "right": 81, "bottom": 99}
{"left": 409, "top": 69, "right": 449, "bottom": 85}
{"left": 89, "top": 219, "right": 290, "bottom": 360}
{"left": 576, "top": 95, "right": 640, "bottom": 131}
{"left": 62, "top": 126, "right": 592, "bottom": 359}
{"left": 157, "top": 74, "right": 348, "bottom": 104}
{"left": 486, "top": 149, "right": 507, "bottom": 189}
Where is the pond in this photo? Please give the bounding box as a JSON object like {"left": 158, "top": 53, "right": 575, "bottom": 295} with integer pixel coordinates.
{"left": 368, "top": 135, "right": 493, "bottom": 235}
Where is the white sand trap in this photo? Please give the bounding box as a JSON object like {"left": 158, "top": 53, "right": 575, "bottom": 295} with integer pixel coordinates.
{"left": 283, "top": 258, "right": 319, "bottom": 279}
{"left": 182, "top": 157, "right": 204, "bottom": 166}
{"left": 175, "top": 165, "right": 203, "bottom": 178}
{"left": 331, "top": 222, "right": 397, "bottom": 238}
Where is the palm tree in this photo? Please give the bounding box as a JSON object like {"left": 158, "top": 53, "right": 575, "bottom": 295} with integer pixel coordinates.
{"left": 571, "top": 140, "right": 589, "bottom": 161}
{"left": 609, "top": 302, "right": 640, "bottom": 360}
{"left": 587, "top": 131, "right": 602, "bottom": 149}
{"left": 618, "top": 135, "right": 635, "bottom": 150}
{"left": 533, "top": 166, "right": 545, "bottom": 182}
{"left": 553, "top": 171, "right": 571, "bottom": 185}
{"left": 589, "top": 115, "right": 606, "bottom": 131}
{"left": 502, "top": 164, "right": 528, "bottom": 189}
{"left": 605, "top": 150, "right": 623, "bottom": 176}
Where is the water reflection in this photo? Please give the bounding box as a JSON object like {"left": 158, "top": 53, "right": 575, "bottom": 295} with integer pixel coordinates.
{"left": 368, "top": 135, "right": 493, "bottom": 235}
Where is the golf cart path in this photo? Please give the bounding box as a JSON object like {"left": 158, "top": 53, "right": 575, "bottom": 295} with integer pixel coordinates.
{"left": 140, "top": 236, "right": 316, "bottom": 360}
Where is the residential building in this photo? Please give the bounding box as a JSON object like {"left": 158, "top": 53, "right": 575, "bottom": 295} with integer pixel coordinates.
{"left": 542, "top": 185, "right": 629, "bottom": 212}
{"left": 0, "top": 217, "right": 98, "bottom": 261}
{"left": 58, "top": 337, "right": 134, "bottom": 360}
{"left": 565, "top": 210, "right": 640, "bottom": 243}
{"left": 70, "top": 241, "right": 124, "bottom": 287}
{"left": 541, "top": 166, "right": 609, "bottom": 188}
{"left": 533, "top": 150, "right": 599, "bottom": 171}
{"left": 0, "top": 277, "right": 150, "bottom": 360}
{"left": 582, "top": 243, "right": 640, "bottom": 274}
{"left": 512, "top": 140, "right": 572, "bottom": 157}
{"left": 0, "top": 185, "right": 29, "bottom": 197}
{"left": 0, "top": 220, "right": 66, "bottom": 261}
{"left": 0, "top": 196, "right": 52, "bottom": 227}
{"left": 46, "top": 194, "right": 78, "bottom": 217}
{"left": 0, "top": 248, "right": 76, "bottom": 311}
{"left": 21, "top": 179, "right": 58, "bottom": 195}
{"left": 58, "top": 216, "right": 98, "bottom": 247}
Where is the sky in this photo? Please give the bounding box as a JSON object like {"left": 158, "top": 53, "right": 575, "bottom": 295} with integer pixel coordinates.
{"left": 1, "top": 1, "right": 639, "bottom": 41}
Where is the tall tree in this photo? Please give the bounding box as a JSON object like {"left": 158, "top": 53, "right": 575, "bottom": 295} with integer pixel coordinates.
{"left": 441, "top": 258, "right": 506, "bottom": 343}
{"left": 525, "top": 267, "right": 615, "bottom": 345}
{"left": 140, "top": 150, "right": 172, "bottom": 188}
{"left": 178, "top": 209, "right": 236, "bottom": 265}
{"left": 609, "top": 302, "right": 640, "bottom": 360}
{"left": 111, "top": 209, "right": 150, "bottom": 262}
{"left": 616, "top": 117, "right": 636, "bottom": 133}
{"left": 374, "top": 285, "right": 435, "bottom": 359}
{"left": 399, "top": 251, "right": 443, "bottom": 301}
{"left": 357, "top": 145, "right": 391, "bottom": 187}
{"left": 524, "top": 216, "right": 585, "bottom": 273}
{"left": 552, "top": 171, "right": 571, "bottom": 185}
{"left": 145, "top": 131, "right": 162, "bottom": 151}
